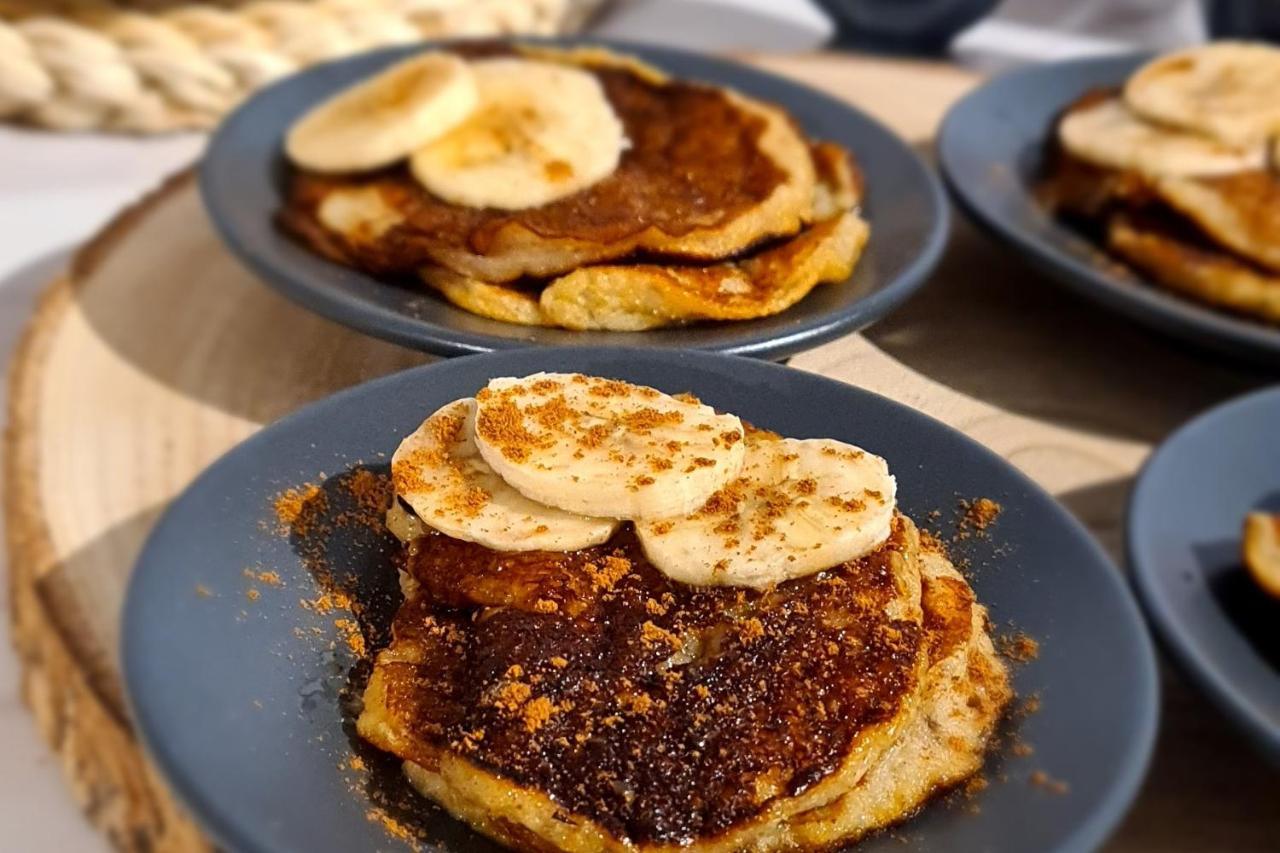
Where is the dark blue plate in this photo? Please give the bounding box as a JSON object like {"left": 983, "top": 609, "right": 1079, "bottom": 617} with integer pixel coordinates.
{"left": 124, "top": 348, "right": 1156, "bottom": 853}
{"left": 938, "top": 55, "right": 1280, "bottom": 367}
{"left": 200, "top": 38, "right": 946, "bottom": 360}
{"left": 1129, "top": 386, "right": 1280, "bottom": 764}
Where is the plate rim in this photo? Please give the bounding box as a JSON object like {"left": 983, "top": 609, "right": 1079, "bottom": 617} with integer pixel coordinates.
{"left": 1127, "top": 384, "right": 1280, "bottom": 764}
{"left": 199, "top": 36, "right": 949, "bottom": 360}
{"left": 123, "top": 347, "right": 1159, "bottom": 853}
{"left": 937, "top": 53, "right": 1280, "bottom": 367}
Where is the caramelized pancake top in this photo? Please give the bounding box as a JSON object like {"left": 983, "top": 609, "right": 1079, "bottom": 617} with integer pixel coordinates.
{"left": 282, "top": 57, "right": 806, "bottom": 281}
{"left": 366, "top": 519, "right": 922, "bottom": 844}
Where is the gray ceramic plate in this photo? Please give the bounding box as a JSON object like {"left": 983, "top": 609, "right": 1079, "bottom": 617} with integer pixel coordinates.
{"left": 200, "top": 39, "right": 947, "bottom": 360}
{"left": 938, "top": 55, "right": 1280, "bottom": 366}
{"left": 124, "top": 349, "right": 1156, "bottom": 853}
{"left": 1129, "top": 386, "right": 1280, "bottom": 764}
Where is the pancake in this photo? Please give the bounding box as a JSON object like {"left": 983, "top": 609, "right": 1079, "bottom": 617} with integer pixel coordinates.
{"left": 422, "top": 211, "right": 867, "bottom": 331}
{"left": 1041, "top": 93, "right": 1280, "bottom": 325}
{"left": 781, "top": 542, "right": 1012, "bottom": 848}
{"left": 280, "top": 46, "right": 818, "bottom": 284}
{"left": 416, "top": 142, "right": 866, "bottom": 330}
{"left": 358, "top": 515, "right": 934, "bottom": 851}
{"left": 1146, "top": 173, "right": 1280, "bottom": 273}
{"left": 1109, "top": 212, "right": 1280, "bottom": 324}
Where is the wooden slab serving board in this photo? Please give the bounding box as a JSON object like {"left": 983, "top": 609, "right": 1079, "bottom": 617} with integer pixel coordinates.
{"left": 5, "top": 53, "right": 1278, "bottom": 853}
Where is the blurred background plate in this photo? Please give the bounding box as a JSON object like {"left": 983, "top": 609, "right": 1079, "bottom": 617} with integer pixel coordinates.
{"left": 124, "top": 348, "right": 1157, "bottom": 853}
{"left": 1128, "top": 386, "right": 1280, "bottom": 765}
{"left": 938, "top": 54, "right": 1280, "bottom": 367}
{"left": 201, "top": 38, "right": 947, "bottom": 360}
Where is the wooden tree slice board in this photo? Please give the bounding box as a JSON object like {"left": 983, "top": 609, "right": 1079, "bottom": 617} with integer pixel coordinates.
{"left": 5, "top": 54, "right": 1279, "bottom": 853}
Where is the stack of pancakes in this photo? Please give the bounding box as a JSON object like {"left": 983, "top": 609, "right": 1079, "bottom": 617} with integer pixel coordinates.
{"left": 358, "top": 374, "right": 1011, "bottom": 852}
{"left": 281, "top": 46, "right": 869, "bottom": 331}
{"left": 1041, "top": 43, "right": 1280, "bottom": 324}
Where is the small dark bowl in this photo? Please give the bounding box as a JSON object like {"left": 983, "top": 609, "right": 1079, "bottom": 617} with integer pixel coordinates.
{"left": 201, "top": 38, "right": 947, "bottom": 360}
{"left": 1129, "top": 385, "right": 1280, "bottom": 765}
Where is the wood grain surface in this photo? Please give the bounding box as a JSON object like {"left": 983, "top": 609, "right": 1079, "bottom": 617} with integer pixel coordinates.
{"left": 4, "top": 53, "right": 1277, "bottom": 852}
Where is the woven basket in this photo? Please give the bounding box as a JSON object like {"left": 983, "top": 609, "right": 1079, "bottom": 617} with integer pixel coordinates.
{"left": 0, "top": 0, "right": 605, "bottom": 133}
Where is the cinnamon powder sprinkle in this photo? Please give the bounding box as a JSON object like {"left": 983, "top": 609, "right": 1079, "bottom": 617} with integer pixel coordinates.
{"left": 1000, "top": 633, "right": 1040, "bottom": 663}
{"left": 958, "top": 497, "right": 1002, "bottom": 538}
{"left": 1029, "top": 770, "right": 1069, "bottom": 795}
{"left": 272, "top": 483, "right": 324, "bottom": 534}
{"left": 365, "top": 809, "right": 417, "bottom": 846}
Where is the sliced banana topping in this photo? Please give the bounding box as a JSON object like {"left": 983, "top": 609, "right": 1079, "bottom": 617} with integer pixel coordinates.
{"left": 286, "top": 52, "right": 478, "bottom": 174}
{"left": 392, "top": 397, "right": 618, "bottom": 552}
{"left": 635, "top": 436, "right": 896, "bottom": 588}
{"left": 472, "top": 373, "right": 744, "bottom": 520}
{"left": 1125, "top": 42, "right": 1280, "bottom": 147}
{"left": 1058, "top": 96, "right": 1265, "bottom": 178}
{"left": 410, "top": 58, "right": 626, "bottom": 210}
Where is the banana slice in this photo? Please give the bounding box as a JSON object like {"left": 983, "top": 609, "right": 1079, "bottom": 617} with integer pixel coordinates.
{"left": 392, "top": 398, "right": 618, "bottom": 552}
{"left": 286, "top": 52, "right": 478, "bottom": 174}
{"left": 409, "top": 58, "right": 625, "bottom": 210}
{"left": 472, "top": 373, "right": 744, "bottom": 520}
{"left": 635, "top": 436, "right": 896, "bottom": 588}
{"left": 1058, "top": 96, "right": 1265, "bottom": 177}
{"left": 1243, "top": 512, "right": 1280, "bottom": 599}
{"left": 1125, "top": 42, "right": 1280, "bottom": 147}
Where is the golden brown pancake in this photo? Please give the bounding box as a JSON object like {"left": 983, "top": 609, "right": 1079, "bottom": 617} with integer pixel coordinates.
{"left": 422, "top": 211, "right": 868, "bottom": 331}
{"left": 781, "top": 543, "right": 1012, "bottom": 848}
{"left": 1109, "top": 212, "right": 1280, "bottom": 323}
{"left": 280, "top": 46, "right": 817, "bottom": 284}
{"left": 1041, "top": 91, "right": 1280, "bottom": 324}
{"left": 359, "top": 514, "right": 1009, "bottom": 852}
{"left": 414, "top": 140, "right": 865, "bottom": 330}
{"left": 359, "top": 516, "right": 930, "bottom": 851}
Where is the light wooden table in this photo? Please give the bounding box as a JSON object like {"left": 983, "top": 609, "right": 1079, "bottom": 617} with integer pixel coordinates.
{"left": 4, "top": 54, "right": 1277, "bottom": 852}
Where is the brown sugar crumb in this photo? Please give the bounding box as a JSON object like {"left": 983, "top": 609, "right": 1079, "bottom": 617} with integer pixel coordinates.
{"left": 644, "top": 597, "right": 669, "bottom": 616}
{"left": 825, "top": 495, "right": 866, "bottom": 513}
{"left": 346, "top": 754, "right": 366, "bottom": 772}
{"left": 621, "top": 408, "right": 683, "bottom": 435}
{"left": 919, "top": 530, "right": 948, "bottom": 555}
{"left": 247, "top": 569, "right": 283, "bottom": 587}
{"left": 963, "top": 775, "right": 989, "bottom": 797}
{"left": 365, "top": 808, "right": 418, "bottom": 846}
{"left": 957, "top": 497, "right": 1002, "bottom": 538}
{"left": 246, "top": 588, "right": 261, "bottom": 602}
{"left": 272, "top": 483, "right": 324, "bottom": 535}
{"left": 620, "top": 691, "right": 655, "bottom": 715}
{"left": 738, "top": 618, "right": 765, "bottom": 642}
{"left": 1011, "top": 741, "right": 1035, "bottom": 758}
{"left": 1029, "top": 770, "right": 1069, "bottom": 795}
{"left": 648, "top": 520, "right": 674, "bottom": 536}
{"left": 684, "top": 457, "right": 717, "bottom": 473}
{"left": 300, "top": 588, "right": 353, "bottom": 615}
{"left": 549, "top": 656, "right": 569, "bottom": 668}
{"left": 640, "top": 620, "right": 680, "bottom": 647}
{"left": 194, "top": 584, "right": 212, "bottom": 598}
{"left": 533, "top": 598, "right": 559, "bottom": 614}
{"left": 584, "top": 555, "right": 632, "bottom": 591}
{"left": 795, "top": 478, "right": 818, "bottom": 496}
{"left": 534, "top": 524, "right": 550, "bottom": 534}
{"left": 475, "top": 398, "right": 548, "bottom": 463}
{"left": 491, "top": 680, "right": 533, "bottom": 713}
{"left": 1000, "top": 633, "right": 1040, "bottom": 663}
{"left": 522, "top": 696, "right": 558, "bottom": 733}
{"left": 450, "top": 485, "right": 491, "bottom": 517}
{"left": 334, "top": 618, "right": 366, "bottom": 656}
